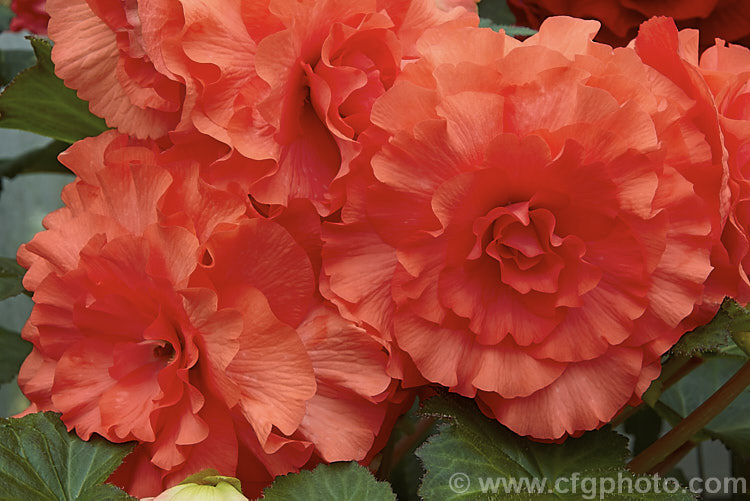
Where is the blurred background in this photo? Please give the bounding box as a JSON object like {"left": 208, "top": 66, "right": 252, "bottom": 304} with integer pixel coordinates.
{"left": 0, "top": 27, "right": 72, "bottom": 417}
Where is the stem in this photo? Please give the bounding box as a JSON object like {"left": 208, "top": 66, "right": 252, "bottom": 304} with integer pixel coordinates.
{"left": 391, "top": 417, "right": 436, "bottom": 465}
{"left": 650, "top": 441, "right": 696, "bottom": 476}
{"left": 376, "top": 417, "right": 436, "bottom": 480}
{"left": 372, "top": 438, "right": 395, "bottom": 477}
{"left": 628, "top": 360, "right": 750, "bottom": 474}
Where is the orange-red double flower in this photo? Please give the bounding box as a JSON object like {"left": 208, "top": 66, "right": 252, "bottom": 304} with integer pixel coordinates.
{"left": 17, "top": 131, "right": 397, "bottom": 498}
{"left": 47, "top": 0, "right": 477, "bottom": 214}
{"left": 321, "top": 17, "right": 729, "bottom": 440}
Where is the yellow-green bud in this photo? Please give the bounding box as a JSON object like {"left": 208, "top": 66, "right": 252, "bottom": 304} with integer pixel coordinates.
{"left": 142, "top": 470, "right": 248, "bottom": 501}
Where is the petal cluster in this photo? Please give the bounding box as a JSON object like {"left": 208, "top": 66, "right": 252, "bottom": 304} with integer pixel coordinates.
{"left": 321, "top": 17, "right": 729, "bottom": 439}
{"left": 17, "top": 131, "right": 397, "bottom": 497}
{"left": 46, "top": 0, "right": 478, "bottom": 214}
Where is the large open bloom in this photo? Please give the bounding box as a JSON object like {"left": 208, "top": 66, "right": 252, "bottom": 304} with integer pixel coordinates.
{"left": 508, "top": 0, "right": 750, "bottom": 47}
{"left": 321, "top": 17, "right": 728, "bottom": 440}
{"left": 17, "top": 131, "right": 397, "bottom": 497}
{"left": 46, "top": 0, "right": 478, "bottom": 214}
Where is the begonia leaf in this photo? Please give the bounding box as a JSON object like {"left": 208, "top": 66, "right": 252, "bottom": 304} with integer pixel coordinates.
{"left": 0, "top": 327, "right": 30, "bottom": 384}
{"left": 478, "top": 0, "right": 516, "bottom": 25}
{"left": 0, "top": 37, "right": 108, "bottom": 143}
{"left": 659, "top": 356, "right": 750, "bottom": 459}
{"left": 0, "top": 412, "right": 135, "bottom": 500}
{"left": 478, "top": 1, "right": 536, "bottom": 37}
{"left": 416, "top": 394, "right": 694, "bottom": 500}
{"left": 479, "top": 18, "right": 537, "bottom": 37}
{"left": 672, "top": 299, "right": 747, "bottom": 356}
{"left": 0, "top": 256, "right": 26, "bottom": 300}
{"left": 262, "top": 462, "right": 396, "bottom": 501}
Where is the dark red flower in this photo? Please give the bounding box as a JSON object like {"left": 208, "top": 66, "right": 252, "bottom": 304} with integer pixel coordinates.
{"left": 508, "top": 0, "right": 750, "bottom": 47}
{"left": 9, "top": 0, "right": 48, "bottom": 34}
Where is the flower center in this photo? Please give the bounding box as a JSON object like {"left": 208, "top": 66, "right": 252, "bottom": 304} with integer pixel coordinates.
{"left": 471, "top": 201, "right": 565, "bottom": 294}
{"left": 152, "top": 342, "right": 175, "bottom": 362}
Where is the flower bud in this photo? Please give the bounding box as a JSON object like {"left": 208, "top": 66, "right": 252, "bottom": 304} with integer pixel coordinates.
{"left": 142, "top": 470, "right": 248, "bottom": 501}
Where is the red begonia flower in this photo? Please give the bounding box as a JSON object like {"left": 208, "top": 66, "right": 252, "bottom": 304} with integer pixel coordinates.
{"left": 17, "top": 131, "right": 399, "bottom": 498}
{"left": 508, "top": 0, "right": 750, "bottom": 47}
{"left": 321, "top": 17, "right": 728, "bottom": 440}
{"left": 9, "top": 0, "right": 48, "bottom": 34}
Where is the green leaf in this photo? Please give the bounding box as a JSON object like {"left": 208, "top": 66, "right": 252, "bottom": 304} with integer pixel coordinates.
{"left": 478, "top": 0, "right": 516, "bottom": 25}
{"left": 263, "top": 462, "right": 396, "bottom": 501}
{"left": 672, "top": 299, "right": 737, "bottom": 356}
{"left": 0, "top": 5, "right": 13, "bottom": 32}
{"left": 0, "top": 256, "right": 26, "bottom": 300}
{"left": 0, "top": 412, "right": 135, "bottom": 500}
{"left": 0, "top": 49, "right": 36, "bottom": 87}
{"left": 725, "top": 299, "right": 750, "bottom": 332}
{"left": 0, "top": 327, "right": 31, "bottom": 384}
{"left": 494, "top": 24, "right": 538, "bottom": 38}
{"left": 479, "top": 19, "right": 538, "bottom": 37}
{"left": 0, "top": 37, "right": 109, "bottom": 143}
{"left": 416, "top": 394, "right": 694, "bottom": 500}
{"left": 659, "top": 356, "right": 750, "bottom": 458}
{"left": 671, "top": 298, "right": 750, "bottom": 357}
{"left": 0, "top": 140, "right": 69, "bottom": 179}
{"left": 726, "top": 301, "right": 750, "bottom": 356}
